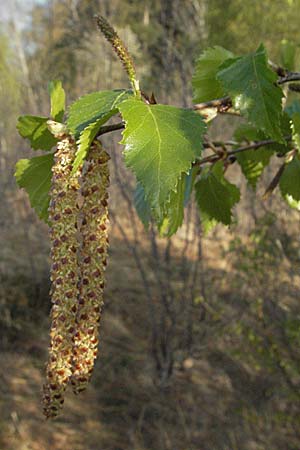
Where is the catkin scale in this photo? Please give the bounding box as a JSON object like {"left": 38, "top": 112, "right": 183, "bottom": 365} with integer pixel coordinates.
{"left": 42, "top": 134, "right": 80, "bottom": 419}
{"left": 71, "top": 141, "right": 110, "bottom": 394}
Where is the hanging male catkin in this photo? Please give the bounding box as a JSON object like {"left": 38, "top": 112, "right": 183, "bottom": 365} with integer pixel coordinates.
{"left": 43, "top": 124, "right": 81, "bottom": 418}
{"left": 71, "top": 140, "right": 110, "bottom": 394}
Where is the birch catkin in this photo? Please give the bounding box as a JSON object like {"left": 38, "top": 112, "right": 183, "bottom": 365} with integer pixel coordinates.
{"left": 42, "top": 123, "right": 110, "bottom": 415}
{"left": 71, "top": 141, "right": 110, "bottom": 394}
{"left": 43, "top": 128, "right": 80, "bottom": 418}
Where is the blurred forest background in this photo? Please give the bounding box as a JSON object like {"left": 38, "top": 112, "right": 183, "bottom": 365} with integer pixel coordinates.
{"left": 1, "top": 0, "right": 300, "bottom": 449}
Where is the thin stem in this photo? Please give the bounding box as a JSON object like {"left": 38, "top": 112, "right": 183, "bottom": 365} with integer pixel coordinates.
{"left": 262, "top": 149, "right": 296, "bottom": 199}
{"left": 262, "top": 162, "right": 286, "bottom": 200}
{"left": 97, "top": 122, "right": 125, "bottom": 137}
{"left": 193, "top": 96, "right": 231, "bottom": 111}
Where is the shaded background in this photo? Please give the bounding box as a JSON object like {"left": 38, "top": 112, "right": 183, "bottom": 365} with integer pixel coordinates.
{"left": 1, "top": 1, "right": 300, "bottom": 449}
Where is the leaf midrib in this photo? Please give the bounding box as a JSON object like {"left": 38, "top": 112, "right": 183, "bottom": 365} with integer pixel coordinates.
{"left": 147, "top": 105, "right": 162, "bottom": 203}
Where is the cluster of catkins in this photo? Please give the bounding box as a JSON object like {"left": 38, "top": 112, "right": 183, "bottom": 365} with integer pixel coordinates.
{"left": 43, "top": 123, "right": 110, "bottom": 418}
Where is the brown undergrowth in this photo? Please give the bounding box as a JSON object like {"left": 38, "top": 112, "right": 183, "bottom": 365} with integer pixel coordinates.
{"left": 1, "top": 210, "right": 300, "bottom": 449}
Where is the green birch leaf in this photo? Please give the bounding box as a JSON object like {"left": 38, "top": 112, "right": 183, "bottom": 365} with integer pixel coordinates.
{"left": 48, "top": 80, "right": 65, "bottom": 122}
{"left": 201, "top": 211, "right": 218, "bottom": 235}
{"left": 237, "top": 149, "right": 273, "bottom": 189}
{"left": 67, "top": 89, "right": 132, "bottom": 137}
{"left": 134, "top": 171, "right": 193, "bottom": 235}
{"left": 184, "top": 167, "right": 198, "bottom": 205}
{"left": 277, "top": 111, "right": 293, "bottom": 153}
{"left": 192, "top": 46, "right": 234, "bottom": 103}
{"left": 234, "top": 123, "right": 266, "bottom": 142}
{"left": 14, "top": 153, "right": 54, "bottom": 222}
{"left": 159, "top": 175, "right": 186, "bottom": 237}
{"left": 291, "top": 112, "right": 300, "bottom": 150}
{"left": 119, "top": 98, "right": 206, "bottom": 217}
{"left": 195, "top": 162, "right": 240, "bottom": 225}
{"left": 279, "top": 156, "right": 300, "bottom": 210}
{"left": 17, "top": 115, "right": 57, "bottom": 151}
{"left": 72, "top": 118, "right": 103, "bottom": 173}
{"left": 217, "top": 44, "right": 284, "bottom": 141}
{"left": 233, "top": 115, "right": 291, "bottom": 189}
{"left": 134, "top": 182, "right": 152, "bottom": 228}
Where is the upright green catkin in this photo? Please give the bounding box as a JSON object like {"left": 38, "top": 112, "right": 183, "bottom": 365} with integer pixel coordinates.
{"left": 71, "top": 140, "right": 110, "bottom": 394}
{"left": 95, "top": 15, "right": 140, "bottom": 96}
{"left": 42, "top": 129, "right": 80, "bottom": 418}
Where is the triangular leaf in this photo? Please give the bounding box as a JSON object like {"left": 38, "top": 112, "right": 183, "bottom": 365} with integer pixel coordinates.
{"left": 48, "top": 80, "right": 65, "bottom": 122}
{"left": 279, "top": 156, "right": 300, "bottom": 210}
{"left": 72, "top": 118, "right": 103, "bottom": 173}
{"left": 195, "top": 162, "right": 240, "bottom": 225}
{"left": 15, "top": 153, "right": 54, "bottom": 222}
{"left": 67, "top": 89, "right": 132, "bottom": 137}
{"left": 217, "top": 44, "right": 284, "bottom": 141}
{"left": 119, "top": 98, "right": 206, "bottom": 217}
{"left": 17, "top": 115, "right": 57, "bottom": 151}
{"left": 192, "top": 46, "right": 234, "bottom": 103}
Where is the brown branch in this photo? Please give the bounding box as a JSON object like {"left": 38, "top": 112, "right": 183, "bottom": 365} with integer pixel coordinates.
{"left": 97, "top": 122, "right": 125, "bottom": 136}
{"left": 204, "top": 140, "right": 238, "bottom": 147}
{"left": 262, "top": 163, "right": 286, "bottom": 200}
{"left": 278, "top": 72, "right": 300, "bottom": 85}
{"left": 195, "top": 136, "right": 292, "bottom": 167}
{"left": 227, "top": 137, "right": 290, "bottom": 156}
{"left": 193, "top": 96, "right": 232, "bottom": 111}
